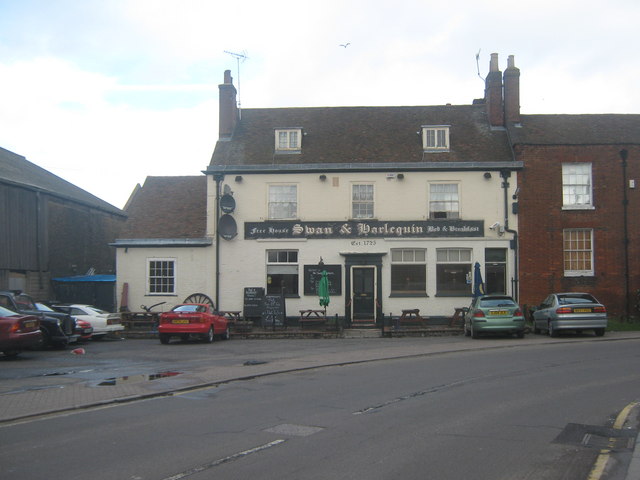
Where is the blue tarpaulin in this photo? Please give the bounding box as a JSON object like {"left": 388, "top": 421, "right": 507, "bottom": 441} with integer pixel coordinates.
{"left": 52, "top": 275, "right": 116, "bottom": 283}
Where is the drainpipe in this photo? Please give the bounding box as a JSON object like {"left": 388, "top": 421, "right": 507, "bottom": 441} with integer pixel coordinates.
{"left": 213, "top": 173, "right": 224, "bottom": 311}
{"left": 500, "top": 170, "right": 519, "bottom": 302}
{"left": 620, "top": 149, "right": 630, "bottom": 320}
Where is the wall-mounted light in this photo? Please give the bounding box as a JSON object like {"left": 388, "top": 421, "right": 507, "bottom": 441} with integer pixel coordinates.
{"left": 319, "top": 174, "right": 327, "bottom": 181}
{"left": 397, "top": 173, "right": 405, "bottom": 180}
{"left": 483, "top": 172, "right": 492, "bottom": 179}
{"left": 234, "top": 175, "right": 243, "bottom": 183}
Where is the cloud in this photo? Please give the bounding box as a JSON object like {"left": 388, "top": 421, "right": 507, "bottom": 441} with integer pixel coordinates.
{"left": 0, "top": 57, "right": 217, "bottom": 208}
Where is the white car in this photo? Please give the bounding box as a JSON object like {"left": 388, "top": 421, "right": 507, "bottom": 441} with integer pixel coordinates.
{"left": 53, "top": 304, "right": 124, "bottom": 340}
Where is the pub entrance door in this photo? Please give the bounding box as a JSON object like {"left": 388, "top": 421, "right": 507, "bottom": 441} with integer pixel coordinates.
{"left": 351, "top": 266, "right": 376, "bottom": 323}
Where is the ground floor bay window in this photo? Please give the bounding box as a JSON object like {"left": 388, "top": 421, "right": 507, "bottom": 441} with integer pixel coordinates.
{"left": 436, "top": 248, "right": 471, "bottom": 296}
{"left": 266, "top": 250, "right": 299, "bottom": 295}
{"left": 390, "top": 248, "right": 427, "bottom": 296}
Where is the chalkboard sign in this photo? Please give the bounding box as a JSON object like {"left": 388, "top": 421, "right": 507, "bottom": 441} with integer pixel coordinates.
{"left": 243, "top": 287, "right": 264, "bottom": 318}
{"left": 261, "top": 294, "right": 285, "bottom": 327}
{"left": 304, "top": 264, "right": 342, "bottom": 296}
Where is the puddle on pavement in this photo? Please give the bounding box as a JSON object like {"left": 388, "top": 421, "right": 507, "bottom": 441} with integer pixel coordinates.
{"left": 98, "top": 371, "right": 182, "bottom": 386}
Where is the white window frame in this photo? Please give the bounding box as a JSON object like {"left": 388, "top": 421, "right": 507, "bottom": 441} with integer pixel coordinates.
{"left": 275, "top": 128, "right": 302, "bottom": 152}
{"left": 268, "top": 184, "right": 298, "bottom": 220}
{"left": 436, "top": 248, "right": 472, "bottom": 296}
{"left": 563, "top": 229, "right": 594, "bottom": 276}
{"left": 390, "top": 248, "right": 427, "bottom": 295}
{"left": 562, "top": 163, "right": 593, "bottom": 209}
{"left": 422, "top": 125, "right": 450, "bottom": 151}
{"left": 266, "top": 250, "right": 299, "bottom": 295}
{"left": 429, "top": 183, "right": 460, "bottom": 219}
{"left": 352, "top": 183, "right": 375, "bottom": 219}
{"left": 147, "top": 258, "right": 176, "bottom": 295}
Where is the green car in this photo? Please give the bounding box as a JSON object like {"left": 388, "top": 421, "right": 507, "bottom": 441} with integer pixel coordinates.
{"left": 464, "top": 295, "right": 525, "bottom": 339}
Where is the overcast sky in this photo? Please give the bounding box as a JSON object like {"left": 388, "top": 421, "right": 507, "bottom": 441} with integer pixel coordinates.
{"left": 1, "top": 0, "right": 638, "bottom": 209}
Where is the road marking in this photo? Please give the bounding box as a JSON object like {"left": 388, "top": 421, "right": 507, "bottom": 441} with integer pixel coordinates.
{"left": 587, "top": 401, "right": 639, "bottom": 480}
{"left": 161, "top": 439, "right": 287, "bottom": 480}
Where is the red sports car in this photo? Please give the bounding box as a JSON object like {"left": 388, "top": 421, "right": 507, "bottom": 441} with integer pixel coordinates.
{"left": 0, "top": 305, "right": 42, "bottom": 357}
{"left": 158, "top": 304, "right": 229, "bottom": 344}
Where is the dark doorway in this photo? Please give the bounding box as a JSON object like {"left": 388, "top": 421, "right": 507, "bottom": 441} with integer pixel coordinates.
{"left": 352, "top": 267, "right": 376, "bottom": 320}
{"left": 485, "top": 248, "right": 507, "bottom": 295}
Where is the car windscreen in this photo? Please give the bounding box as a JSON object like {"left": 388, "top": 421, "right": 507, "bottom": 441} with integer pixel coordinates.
{"left": 173, "top": 305, "right": 201, "bottom": 312}
{"left": 16, "top": 295, "right": 37, "bottom": 310}
{"left": 558, "top": 294, "right": 597, "bottom": 305}
{"left": 479, "top": 297, "right": 516, "bottom": 307}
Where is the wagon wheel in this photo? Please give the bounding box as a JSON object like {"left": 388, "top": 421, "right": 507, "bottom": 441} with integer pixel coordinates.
{"left": 183, "top": 293, "right": 215, "bottom": 310}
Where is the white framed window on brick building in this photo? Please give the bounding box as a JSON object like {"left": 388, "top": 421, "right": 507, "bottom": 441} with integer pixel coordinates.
{"left": 266, "top": 250, "right": 299, "bottom": 295}
{"left": 275, "top": 128, "right": 302, "bottom": 152}
{"left": 147, "top": 258, "right": 175, "bottom": 294}
{"left": 391, "top": 248, "right": 427, "bottom": 296}
{"left": 268, "top": 184, "right": 298, "bottom": 219}
{"left": 563, "top": 229, "right": 594, "bottom": 276}
{"left": 429, "top": 183, "right": 459, "bottom": 219}
{"left": 352, "top": 184, "right": 374, "bottom": 219}
{"left": 436, "top": 248, "right": 472, "bottom": 296}
{"left": 422, "top": 125, "right": 450, "bottom": 151}
{"left": 562, "top": 163, "right": 593, "bottom": 209}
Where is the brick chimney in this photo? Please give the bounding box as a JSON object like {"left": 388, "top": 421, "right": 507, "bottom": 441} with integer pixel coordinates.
{"left": 484, "top": 53, "right": 504, "bottom": 127}
{"left": 218, "top": 70, "right": 238, "bottom": 139}
{"left": 503, "top": 55, "right": 521, "bottom": 124}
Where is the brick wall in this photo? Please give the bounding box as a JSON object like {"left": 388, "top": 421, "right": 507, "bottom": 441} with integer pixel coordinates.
{"left": 518, "top": 145, "right": 640, "bottom": 317}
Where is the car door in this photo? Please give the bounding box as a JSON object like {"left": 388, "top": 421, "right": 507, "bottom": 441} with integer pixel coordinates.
{"left": 533, "top": 296, "right": 552, "bottom": 328}
{"left": 463, "top": 298, "right": 477, "bottom": 332}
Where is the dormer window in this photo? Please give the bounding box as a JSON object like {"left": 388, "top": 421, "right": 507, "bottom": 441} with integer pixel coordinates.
{"left": 422, "top": 125, "right": 450, "bottom": 151}
{"left": 275, "top": 128, "right": 302, "bottom": 152}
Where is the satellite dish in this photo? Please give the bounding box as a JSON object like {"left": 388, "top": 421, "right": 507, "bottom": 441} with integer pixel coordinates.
{"left": 218, "top": 214, "right": 238, "bottom": 240}
{"left": 220, "top": 193, "right": 236, "bottom": 213}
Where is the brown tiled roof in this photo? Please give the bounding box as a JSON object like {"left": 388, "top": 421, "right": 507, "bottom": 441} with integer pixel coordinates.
{"left": 510, "top": 114, "right": 640, "bottom": 145}
{"left": 210, "top": 104, "right": 513, "bottom": 167}
{"left": 120, "top": 176, "right": 207, "bottom": 239}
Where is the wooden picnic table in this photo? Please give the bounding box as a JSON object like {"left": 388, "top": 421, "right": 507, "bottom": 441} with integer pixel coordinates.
{"left": 398, "top": 309, "right": 428, "bottom": 327}
{"left": 299, "top": 309, "right": 327, "bottom": 329}
{"left": 218, "top": 311, "right": 242, "bottom": 323}
{"left": 449, "top": 307, "right": 466, "bottom": 327}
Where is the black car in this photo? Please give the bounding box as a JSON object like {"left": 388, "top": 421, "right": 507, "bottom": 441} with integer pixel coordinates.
{"left": 0, "top": 291, "right": 78, "bottom": 348}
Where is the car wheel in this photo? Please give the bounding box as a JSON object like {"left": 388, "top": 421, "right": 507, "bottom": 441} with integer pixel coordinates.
{"left": 471, "top": 324, "right": 480, "bottom": 339}
{"left": 594, "top": 328, "right": 605, "bottom": 337}
{"left": 181, "top": 334, "right": 190, "bottom": 342}
{"left": 548, "top": 322, "right": 558, "bottom": 337}
{"left": 36, "top": 328, "right": 51, "bottom": 349}
{"left": 159, "top": 333, "right": 171, "bottom": 344}
{"left": 204, "top": 327, "right": 214, "bottom": 343}
{"left": 2, "top": 350, "right": 20, "bottom": 358}
{"left": 92, "top": 335, "right": 105, "bottom": 341}
{"left": 516, "top": 330, "right": 525, "bottom": 339}
{"left": 221, "top": 326, "right": 230, "bottom": 340}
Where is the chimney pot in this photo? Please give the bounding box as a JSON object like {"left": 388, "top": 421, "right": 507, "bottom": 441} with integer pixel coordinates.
{"left": 490, "top": 53, "right": 499, "bottom": 72}
{"left": 503, "top": 55, "right": 521, "bottom": 124}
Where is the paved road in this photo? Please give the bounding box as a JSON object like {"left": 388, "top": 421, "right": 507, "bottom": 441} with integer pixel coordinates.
{"left": 2, "top": 333, "right": 640, "bottom": 479}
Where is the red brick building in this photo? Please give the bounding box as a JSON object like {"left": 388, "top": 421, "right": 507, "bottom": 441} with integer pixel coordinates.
{"left": 489, "top": 54, "right": 640, "bottom": 317}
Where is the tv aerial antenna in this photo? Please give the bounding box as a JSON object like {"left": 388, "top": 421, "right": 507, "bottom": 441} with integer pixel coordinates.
{"left": 224, "top": 50, "right": 248, "bottom": 111}
{"left": 475, "top": 49, "right": 485, "bottom": 81}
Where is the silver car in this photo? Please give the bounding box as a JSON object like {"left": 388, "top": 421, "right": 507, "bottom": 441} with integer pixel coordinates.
{"left": 531, "top": 292, "right": 607, "bottom": 337}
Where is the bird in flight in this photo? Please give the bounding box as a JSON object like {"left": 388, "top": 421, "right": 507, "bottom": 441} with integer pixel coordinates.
{"left": 339, "top": 43, "right": 350, "bottom": 48}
